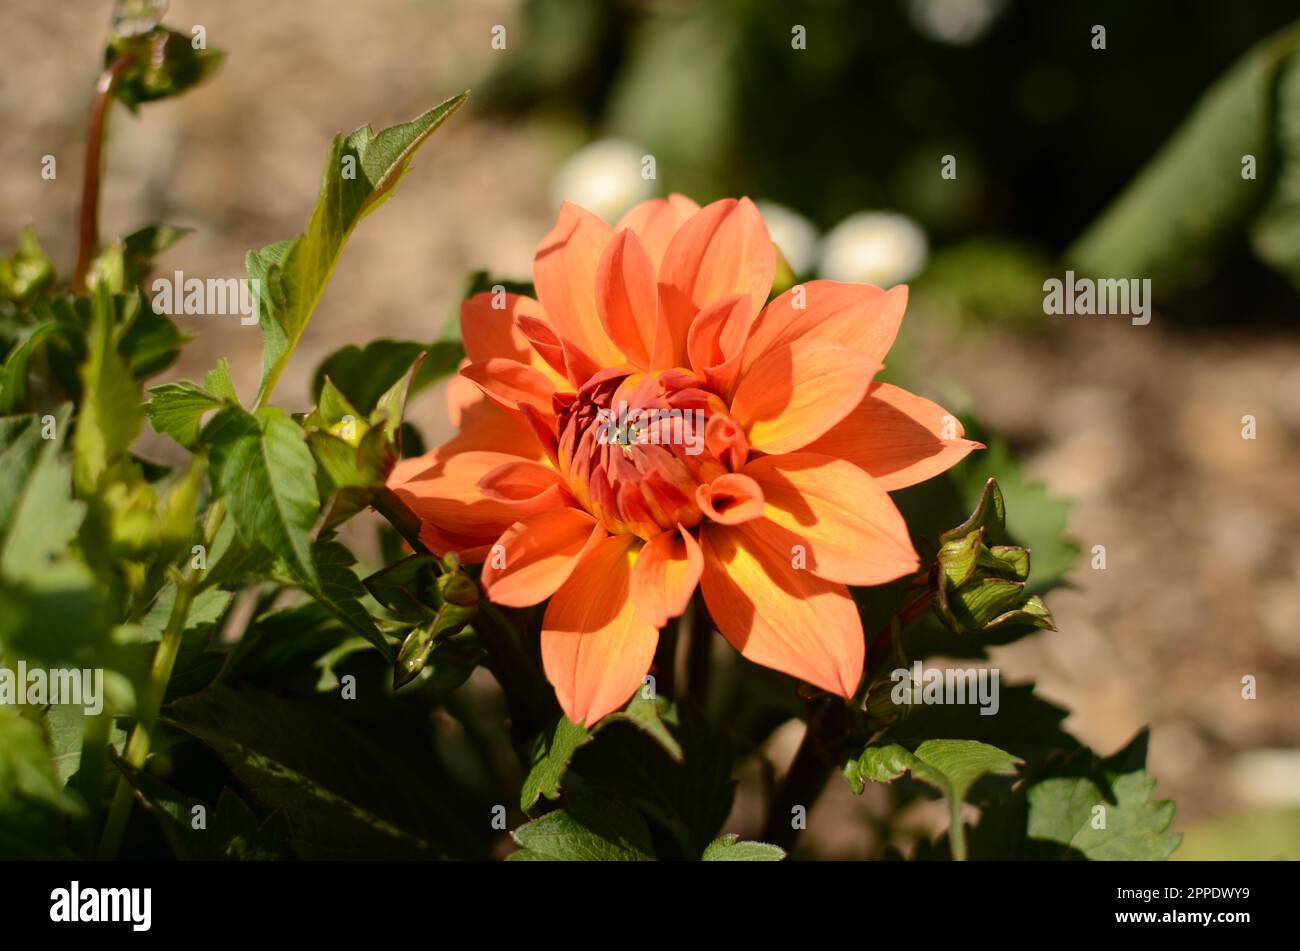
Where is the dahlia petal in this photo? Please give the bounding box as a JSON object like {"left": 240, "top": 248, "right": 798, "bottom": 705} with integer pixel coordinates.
{"left": 696, "top": 472, "right": 765, "bottom": 525}
{"left": 392, "top": 449, "right": 566, "bottom": 539}
{"left": 515, "top": 310, "right": 601, "bottom": 387}
{"left": 742, "top": 452, "right": 920, "bottom": 585}
{"left": 533, "top": 202, "right": 623, "bottom": 367}
{"left": 460, "top": 291, "right": 551, "bottom": 370}
{"left": 476, "top": 459, "right": 564, "bottom": 500}
{"left": 615, "top": 194, "right": 700, "bottom": 270}
{"left": 595, "top": 229, "right": 661, "bottom": 370}
{"left": 541, "top": 535, "right": 659, "bottom": 726}
{"left": 729, "top": 340, "right": 880, "bottom": 455}
{"left": 445, "top": 369, "right": 482, "bottom": 429}
{"left": 482, "top": 508, "right": 605, "bottom": 607}
{"left": 630, "top": 526, "right": 703, "bottom": 628}
{"left": 742, "top": 281, "right": 907, "bottom": 374}
{"left": 803, "top": 382, "right": 983, "bottom": 490}
{"left": 699, "top": 525, "right": 864, "bottom": 698}
{"left": 687, "top": 294, "right": 750, "bottom": 396}
{"left": 659, "top": 198, "right": 774, "bottom": 364}
{"left": 704, "top": 413, "right": 748, "bottom": 471}
{"left": 461, "top": 358, "right": 557, "bottom": 422}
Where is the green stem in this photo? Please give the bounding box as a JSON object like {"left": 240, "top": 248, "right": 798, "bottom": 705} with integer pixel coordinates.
{"left": 98, "top": 576, "right": 197, "bottom": 858}
{"left": 99, "top": 500, "right": 228, "bottom": 857}
{"left": 75, "top": 711, "right": 111, "bottom": 855}
{"left": 949, "top": 798, "right": 969, "bottom": 861}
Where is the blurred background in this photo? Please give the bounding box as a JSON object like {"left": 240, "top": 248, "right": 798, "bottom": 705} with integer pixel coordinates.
{"left": 3, "top": 0, "right": 1299, "bottom": 858}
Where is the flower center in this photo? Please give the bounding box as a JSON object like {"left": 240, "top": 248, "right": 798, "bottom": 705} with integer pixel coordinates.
{"left": 556, "top": 368, "right": 730, "bottom": 539}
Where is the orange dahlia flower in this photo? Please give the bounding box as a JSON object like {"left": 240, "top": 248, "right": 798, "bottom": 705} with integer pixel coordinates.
{"left": 389, "top": 196, "right": 980, "bottom": 725}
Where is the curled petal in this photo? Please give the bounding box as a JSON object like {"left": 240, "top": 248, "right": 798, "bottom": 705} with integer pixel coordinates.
{"left": 700, "top": 525, "right": 864, "bottom": 698}
{"left": 704, "top": 413, "right": 748, "bottom": 471}
{"left": 542, "top": 535, "right": 659, "bottom": 726}
{"left": 696, "top": 473, "right": 765, "bottom": 525}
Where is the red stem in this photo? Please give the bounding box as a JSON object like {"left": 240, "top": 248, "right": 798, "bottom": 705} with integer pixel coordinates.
{"left": 73, "top": 56, "right": 132, "bottom": 292}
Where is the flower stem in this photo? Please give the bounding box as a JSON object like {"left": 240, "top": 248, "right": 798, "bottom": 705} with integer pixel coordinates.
{"left": 98, "top": 574, "right": 197, "bottom": 858}
{"left": 684, "top": 594, "right": 712, "bottom": 701}
{"left": 949, "top": 798, "right": 969, "bottom": 861}
{"left": 72, "top": 56, "right": 132, "bottom": 292}
{"left": 98, "top": 501, "right": 225, "bottom": 858}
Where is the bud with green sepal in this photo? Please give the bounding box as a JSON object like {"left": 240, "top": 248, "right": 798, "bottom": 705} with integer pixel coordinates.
{"left": 303, "top": 354, "right": 425, "bottom": 531}
{"left": 366, "top": 550, "right": 481, "bottom": 689}
{"left": 931, "top": 479, "right": 1056, "bottom": 636}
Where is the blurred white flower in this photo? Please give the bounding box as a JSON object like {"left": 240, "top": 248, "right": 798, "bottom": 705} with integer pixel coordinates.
{"left": 755, "top": 200, "right": 819, "bottom": 276}
{"left": 818, "top": 211, "right": 929, "bottom": 287}
{"left": 550, "top": 139, "right": 655, "bottom": 223}
{"left": 908, "top": 0, "right": 1008, "bottom": 47}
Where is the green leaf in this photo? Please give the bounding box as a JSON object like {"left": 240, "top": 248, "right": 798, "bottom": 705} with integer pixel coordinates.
{"left": 109, "top": 26, "right": 224, "bottom": 111}
{"left": 166, "top": 685, "right": 455, "bottom": 859}
{"left": 249, "top": 95, "right": 467, "bottom": 405}
{"left": 846, "top": 739, "right": 1020, "bottom": 860}
{"left": 509, "top": 790, "right": 655, "bottom": 861}
{"left": 145, "top": 383, "right": 222, "bottom": 448}
{"left": 114, "top": 758, "right": 290, "bottom": 860}
{"left": 520, "top": 716, "right": 593, "bottom": 814}
{"left": 874, "top": 685, "right": 1080, "bottom": 775}
{"left": 144, "top": 358, "right": 236, "bottom": 448}
{"left": 311, "top": 338, "right": 464, "bottom": 416}
{"left": 203, "top": 405, "right": 320, "bottom": 587}
{"left": 702, "top": 834, "right": 786, "bottom": 861}
{"left": 73, "top": 285, "right": 142, "bottom": 493}
{"left": 299, "top": 540, "right": 392, "bottom": 661}
{"left": 0, "top": 707, "right": 85, "bottom": 817}
{"left": 0, "top": 408, "right": 84, "bottom": 583}
{"left": 848, "top": 739, "right": 1019, "bottom": 800}
{"left": 569, "top": 698, "right": 734, "bottom": 859}
{"left": 1025, "top": 732, "right": 1180, "bottom": 861}
{"left": 121, "top": 223, "right": 190, "bottom": 288}
{"left": 0, "top": 322, "right": 66, "bottom": 413}
{"left": 0, "top": 226, "right": 55, "bottom": 303}
{"left": 519, "top": 694, "right": 685, "bottom": 816}
{"left": 115, "top": 287, "right": 188, "bottom": 379}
